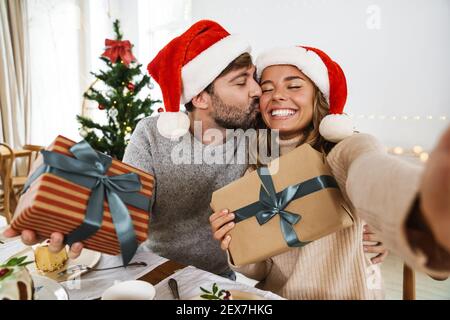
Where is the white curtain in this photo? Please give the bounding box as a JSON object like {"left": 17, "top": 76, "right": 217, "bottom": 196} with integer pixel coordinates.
{"left": 26, "top": 0, "right": 90, "bottom": 145}
{"left": 26, "top": 0, "right": 130, "bottom": 145}
{"left": 0, "top": 0, "right": 31, "bottom": 147}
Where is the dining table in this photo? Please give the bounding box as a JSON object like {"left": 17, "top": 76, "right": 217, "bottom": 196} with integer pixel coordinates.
{"left": 0, "top": 233, "right": 284, "bottom": 301}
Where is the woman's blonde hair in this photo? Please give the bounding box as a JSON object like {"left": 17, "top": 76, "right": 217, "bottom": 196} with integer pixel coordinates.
{"left": 251, "top": 84, "right": 336, "bottom": 169}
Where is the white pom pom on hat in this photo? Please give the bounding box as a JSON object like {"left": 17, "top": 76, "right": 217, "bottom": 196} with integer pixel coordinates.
{"left": 156, "top": 112, "right": 190, "bottom": 140}
{"left": 148, "top": 20, "right": 251, "bottom": 139}
{"left": 256, "top": 46, "right": 355, "bottom": 142}
{"left": 319, "top": 114, "right": 354, "bottom": 143}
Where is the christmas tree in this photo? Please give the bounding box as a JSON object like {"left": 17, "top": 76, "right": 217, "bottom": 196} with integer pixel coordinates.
{"left": 77, "top": 20, "right": 160, "bottom": 160}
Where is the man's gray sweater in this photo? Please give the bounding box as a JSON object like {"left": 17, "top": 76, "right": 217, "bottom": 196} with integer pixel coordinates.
{"left": 123, "top": 115, "right": 247, "bottom": 275}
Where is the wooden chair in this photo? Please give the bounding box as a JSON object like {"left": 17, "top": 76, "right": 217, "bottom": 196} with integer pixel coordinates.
{"left": 9, "top": 144, "right": 44, "bottom": 197}
{"left": 0, "top": 143, "right": 15, "bottom": 223}
{"left": 0, "top": 143, "right": 43, "bottom": 223}
{"left": 22, "top": 144, "right": 44, "bottom": 174}
{"left": 403, "top": 264, "right": 416, "bottom": 300}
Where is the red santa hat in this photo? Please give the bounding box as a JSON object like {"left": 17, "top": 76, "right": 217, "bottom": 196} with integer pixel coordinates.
{"left": 256, "top": 46, "right": 354, "bottom": 142}
{"left": 147, "top": 20, "right": 251, "bottom": 139}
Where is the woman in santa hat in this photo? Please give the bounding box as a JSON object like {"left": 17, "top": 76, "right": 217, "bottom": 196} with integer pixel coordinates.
{"left": 210, "top": 45, "right": 450, "bottom": 299}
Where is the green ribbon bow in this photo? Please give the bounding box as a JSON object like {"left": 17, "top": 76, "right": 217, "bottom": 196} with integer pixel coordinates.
{"left": 22, "top": 140, "right": 151, "bottom": 265}
{"left": 234, "top": 167, "right": 340, "bottom": 248}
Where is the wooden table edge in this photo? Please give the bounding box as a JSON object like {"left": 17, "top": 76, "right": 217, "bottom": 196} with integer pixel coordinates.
{"left": 138, "top": 260, "right": 186, "bottom": 286}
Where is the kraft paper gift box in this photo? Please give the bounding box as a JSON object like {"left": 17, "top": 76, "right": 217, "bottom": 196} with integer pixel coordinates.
{"left": 10, "top": 135, "right": 154, "bottom": 264}
{"left": 210, "top": 143, "right": 354, "bottom": 266}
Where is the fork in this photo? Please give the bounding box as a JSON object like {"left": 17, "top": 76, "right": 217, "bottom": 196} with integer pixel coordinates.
{"left": 57, "top": 261, "right": 147, "bottom": 276}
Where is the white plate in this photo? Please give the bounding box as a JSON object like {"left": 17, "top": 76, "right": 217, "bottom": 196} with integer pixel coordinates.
{"left": 9, "top": 243, "right": 102, "bottom": 282}
{"left": 101, "top": 280, "right": 156, "bottom": 300}
{"left": 32, "top": 275, "right": 69, "bottom": 300}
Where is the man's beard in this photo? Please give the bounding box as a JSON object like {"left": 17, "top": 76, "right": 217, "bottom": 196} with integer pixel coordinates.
{"left": 210, "top": 93, "right": 260, "bottom": 130}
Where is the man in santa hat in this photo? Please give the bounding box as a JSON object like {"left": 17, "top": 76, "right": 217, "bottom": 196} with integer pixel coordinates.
{"left": 118, "top": 19, "right": 263, "bottom": 278}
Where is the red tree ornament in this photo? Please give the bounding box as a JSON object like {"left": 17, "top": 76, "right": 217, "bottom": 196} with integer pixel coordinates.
{"left": 98, "top": 104, "right": 105, "bottom": 110}
{"left": 127, "top": 82, "right": 135, "bottom": 91}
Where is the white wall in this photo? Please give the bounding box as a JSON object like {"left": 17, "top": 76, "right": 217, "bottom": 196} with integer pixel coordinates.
{"left": 190, "top": 0, "right": 450, "bottom": 150}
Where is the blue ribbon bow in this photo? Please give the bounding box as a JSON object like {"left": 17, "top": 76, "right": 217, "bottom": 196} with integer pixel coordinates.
{"left": 234, "top": 167, "right": 340, "bottom": 248}
{"left": 22, "top": 140, "right": 151, "bottom": 265}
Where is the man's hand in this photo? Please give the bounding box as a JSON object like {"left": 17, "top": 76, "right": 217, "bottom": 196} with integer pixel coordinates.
{"left": 420, "top": 126, "right": 450, "bottom": 253}
{"left": 3, "top": 227, "right": 83, "bottom": 259}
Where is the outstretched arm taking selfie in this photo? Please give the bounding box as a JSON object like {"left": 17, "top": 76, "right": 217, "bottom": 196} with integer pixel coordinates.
{"left": 327, "top": 129, "right": 450, "bottom": 279}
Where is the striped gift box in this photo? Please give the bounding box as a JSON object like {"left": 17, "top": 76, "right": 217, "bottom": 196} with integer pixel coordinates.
{"left": 11, "top": 135, "right": 153, "bottom": 255}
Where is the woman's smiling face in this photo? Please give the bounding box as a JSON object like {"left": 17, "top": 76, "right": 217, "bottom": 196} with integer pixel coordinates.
{"left": 259, "top": 65, "right": 315, "bottom": 139}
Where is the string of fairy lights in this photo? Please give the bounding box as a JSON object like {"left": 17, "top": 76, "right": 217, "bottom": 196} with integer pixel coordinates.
{"left": 348, "top": 114, "right": 447, "bottom": 121}
{"left": 348, "top": 113, "right": 449, "bottom": 163}
{"left": 387, "top": 145, "right": 429, "bottom": 163}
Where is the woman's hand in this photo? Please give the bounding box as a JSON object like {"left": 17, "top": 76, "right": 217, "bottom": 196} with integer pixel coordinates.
{"left": 2, "top": 227, "right": 84, "bottom": 259}
{"left": 209, "top": 209, "right": 236, "bottom": 251}
{"left": 363, "top": 224, "right": 389, "bottom": 264}
{"left": 420, "top": 125, "right": 450, "bottom": 253}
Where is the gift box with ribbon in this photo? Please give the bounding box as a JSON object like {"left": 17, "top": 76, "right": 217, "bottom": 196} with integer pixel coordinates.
{"left": 10, "top": 136, "right": 153, "bottom": 264}
{"left": 210, "top": 143, "right": 354, "bottom": 266}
